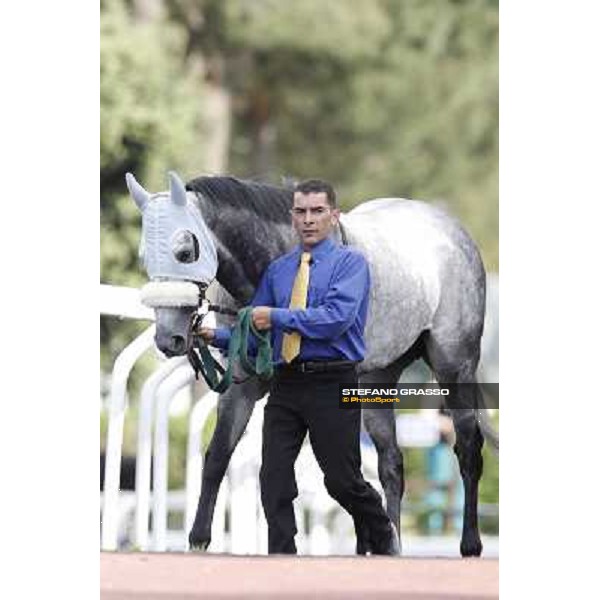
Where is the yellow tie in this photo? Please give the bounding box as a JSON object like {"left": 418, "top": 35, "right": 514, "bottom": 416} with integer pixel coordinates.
{"left": 281, "top": 252, "right": 311, "bottom": 363}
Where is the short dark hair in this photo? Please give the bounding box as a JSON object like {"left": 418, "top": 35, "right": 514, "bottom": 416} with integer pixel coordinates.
{"left": 294, "top": 179, "right": 337, "bottom": 208}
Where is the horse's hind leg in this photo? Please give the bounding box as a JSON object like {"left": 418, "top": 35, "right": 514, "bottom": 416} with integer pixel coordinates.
{"left": 188, "top": 377, "right": 268, "bottom": 550}
{"left": 425, "top": 340, "right": 484, "bottom": 557}
{"left": 448, "top": 384, "right": 484, "bottom": 557}
{"left": 359, "top": 362, "right": 407, "bottom": 554}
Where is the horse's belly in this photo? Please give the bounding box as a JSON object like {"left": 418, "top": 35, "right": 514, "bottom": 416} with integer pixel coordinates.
{"left": 363, "top": 252, "right": 434, "bottom": 370}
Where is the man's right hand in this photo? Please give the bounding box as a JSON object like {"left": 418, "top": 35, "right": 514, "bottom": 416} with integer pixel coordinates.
{"left": 252, "top": 306, "right": 272, "bottom": 330}
{"left": 198, "top": 327, "right": 215, "bottom": 343}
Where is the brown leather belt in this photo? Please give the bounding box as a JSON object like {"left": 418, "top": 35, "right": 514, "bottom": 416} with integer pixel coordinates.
{"left": 276, "top": 360, "right": 357, "bottom": 374}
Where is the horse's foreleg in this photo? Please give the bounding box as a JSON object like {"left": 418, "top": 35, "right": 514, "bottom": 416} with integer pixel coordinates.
{"left": 358, "top": 364, "right": 406, "bottom": 555}
{"left": 362, "top": 408, "right": 404, "bottom": 541}
{"left": 188, "top": 378, "right": 268, "bottom": 550}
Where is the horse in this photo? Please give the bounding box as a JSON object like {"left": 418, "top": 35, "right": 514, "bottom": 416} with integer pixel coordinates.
{"left": 126, "top": 170, "right": 498, "bottom": 557}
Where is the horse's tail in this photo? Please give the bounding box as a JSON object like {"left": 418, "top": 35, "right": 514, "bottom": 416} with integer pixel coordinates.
{"left": 477, "top": 408, "right": 499, "bottom": 456}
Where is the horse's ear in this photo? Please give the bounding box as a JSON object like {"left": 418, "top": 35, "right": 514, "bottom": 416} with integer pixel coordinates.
{"left": 281, "top": 175, "right": 298, "bottom": 189}
{"left": 168, "top": 171, "right": 188, "bottom": 207}
{"left": 126, "top": 172, "right": 149, "bottom": 211}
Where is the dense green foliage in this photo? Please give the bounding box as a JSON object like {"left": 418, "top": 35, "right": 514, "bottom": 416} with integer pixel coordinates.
{"left": 223, "top": 0, "right": 498, "bottom": 270}
{"left": 100, "top": 0, "right": 210, "bottom": 372}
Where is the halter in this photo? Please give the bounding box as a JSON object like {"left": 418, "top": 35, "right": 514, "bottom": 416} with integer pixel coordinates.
{"left": 140, "top": 279, "right": 271, "bottom": 392}
{"left": 140, "top": 280, "right": 208, "bottom": 308}
{"left": 185, "top": 310, "right": 231, "bottom": 392}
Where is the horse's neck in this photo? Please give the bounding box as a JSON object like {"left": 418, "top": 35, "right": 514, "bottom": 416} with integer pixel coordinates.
{"left": 214, "top": 243, "right": 258, "bottom": 306}
{"left": 196, "top": 198, "right": 296, "bottom": 305}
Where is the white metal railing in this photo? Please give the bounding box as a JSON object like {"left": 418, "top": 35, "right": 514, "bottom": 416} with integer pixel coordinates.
{"left": 185, "top": 390, "right": 219, "bottom": 535}
{"left": 151, "top": 364, "right": 197, "bottom": 550}
{"left": 100, "top": 283, "right": 154, "bottom": 321}
{"left": 101, "top": 283, "right": 156, "bottom": 550}
{"left": 105, "top": 400, "right": 497, "bottom": 555}
{"left": 101, "top": 325, "right": 155, "bottom": 550}
{"left": 134, "top": 356, "right": 189, "bottom": 549}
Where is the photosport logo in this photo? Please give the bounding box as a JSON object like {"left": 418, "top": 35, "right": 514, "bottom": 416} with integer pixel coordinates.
{"left": 338, "top": 383, "right": 499, "bottom": 409}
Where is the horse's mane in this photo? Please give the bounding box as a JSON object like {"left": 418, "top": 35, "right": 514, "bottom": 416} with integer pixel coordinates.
{"left": 186, "top": 176, "right": 293, "bottom": 223}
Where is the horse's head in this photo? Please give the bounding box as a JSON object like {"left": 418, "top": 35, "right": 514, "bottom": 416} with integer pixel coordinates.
{"left": 126, "top": 170, "right": 218, "bottom": 356}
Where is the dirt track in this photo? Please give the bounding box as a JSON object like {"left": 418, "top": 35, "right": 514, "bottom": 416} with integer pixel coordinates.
{"left": 101, "top": 552, "right": 499, "bottom": 599}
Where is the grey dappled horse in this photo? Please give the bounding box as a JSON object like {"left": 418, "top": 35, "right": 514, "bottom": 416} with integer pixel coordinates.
{"left": 127, "top": 170, "right": 498, "bottom": 557}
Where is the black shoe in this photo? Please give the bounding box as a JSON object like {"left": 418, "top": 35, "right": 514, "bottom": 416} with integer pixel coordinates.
{"left": 372, "top": 523, "right": 401, "bottom": 556}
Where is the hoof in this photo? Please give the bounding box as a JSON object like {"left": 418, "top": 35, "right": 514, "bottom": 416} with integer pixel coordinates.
{"left": 188, "top": 540, "right": 210, "bottom": 552}
{"left": 188, "top": 530, "right": 211, "bottom": 552}
{"left": 355, "top": 521, "right": 373, "bottom": 555}
{"left": 386, "top": 523, "right": 401, "bottom": 557}
{"left": 371, "top": 523, "right": 401, "bottom": 556}
{"left": 460, "top": 533, "right": 483, "bottom": 557}
{"left": 356, "top": 540, "right": 369, "bottom": 555}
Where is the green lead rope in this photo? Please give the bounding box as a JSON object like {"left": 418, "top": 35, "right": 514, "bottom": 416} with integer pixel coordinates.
{"left": 193, "top": 307, "right": 274, "bottom": 393}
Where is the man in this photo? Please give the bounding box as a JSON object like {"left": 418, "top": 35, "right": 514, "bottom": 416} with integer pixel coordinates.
{"left": 200, "top": 179, "right": 399, "bottom": 555}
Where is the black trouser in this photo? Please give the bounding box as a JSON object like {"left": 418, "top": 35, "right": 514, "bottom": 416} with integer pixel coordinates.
{"left": 259, "top": 365, "right": 392, "bottom": 554}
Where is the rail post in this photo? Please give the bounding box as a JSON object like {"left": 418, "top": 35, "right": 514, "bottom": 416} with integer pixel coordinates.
{"left": 101, "top": 325, "right": 155, "bottom": 550}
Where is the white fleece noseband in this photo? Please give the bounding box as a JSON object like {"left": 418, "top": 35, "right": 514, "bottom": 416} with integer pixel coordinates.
{"left": 140, "top": 281, "right": 200, "bottom": 308}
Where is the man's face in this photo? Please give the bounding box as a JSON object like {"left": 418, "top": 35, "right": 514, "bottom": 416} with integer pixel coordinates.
{"left": 291, "top": 191, "right": 340, "bottom": 249}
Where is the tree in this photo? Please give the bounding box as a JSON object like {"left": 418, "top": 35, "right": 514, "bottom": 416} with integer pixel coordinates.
{"left": 101, "top": 0, "right": 498, "bottom": 380}
{"left": 164, "top": 0, "right": 498, "bottom": 267}
{"left": 100, "top": 0, "right": 209, "bottom": 373}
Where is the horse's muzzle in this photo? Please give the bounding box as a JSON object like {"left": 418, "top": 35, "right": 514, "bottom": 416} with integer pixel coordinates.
{"left": 155, "top": 332, "right": 187, "bottom": 357}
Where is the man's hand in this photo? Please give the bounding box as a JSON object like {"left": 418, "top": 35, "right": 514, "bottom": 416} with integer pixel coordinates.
{"left": 198, "top": 327, "right": 215, "bottom": 343}
{"left": 252, "top": 306, "right": 272, "bottom": 330}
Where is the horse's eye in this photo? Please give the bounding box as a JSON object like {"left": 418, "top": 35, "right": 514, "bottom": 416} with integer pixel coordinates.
{"left": 171, "top": 229, "right": 200, "bottom": 263}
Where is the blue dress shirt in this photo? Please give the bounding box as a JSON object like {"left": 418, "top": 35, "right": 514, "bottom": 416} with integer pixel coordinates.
{"left": 213, "top": 236, "right": 370, "bottom": 365}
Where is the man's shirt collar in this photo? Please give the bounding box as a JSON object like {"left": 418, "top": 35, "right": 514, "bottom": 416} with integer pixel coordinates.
{"left": 293, "top": 236, "right": 336, "bottom": 263}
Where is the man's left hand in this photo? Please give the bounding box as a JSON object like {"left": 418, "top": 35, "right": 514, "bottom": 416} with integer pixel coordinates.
{"left": 252, "top": 306, "right": 272, "bottom": 330}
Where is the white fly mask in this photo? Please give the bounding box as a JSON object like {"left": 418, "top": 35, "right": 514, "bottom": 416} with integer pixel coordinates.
{"left": 126, "top": 171, "right": 218, "bottom": 308}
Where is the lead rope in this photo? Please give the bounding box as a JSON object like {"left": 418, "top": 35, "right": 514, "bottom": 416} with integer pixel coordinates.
{"left": 187, "top": 307, "right": 273, "bottom": 393}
